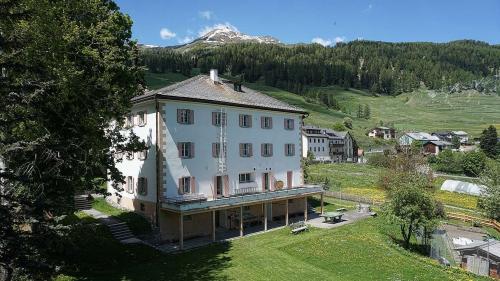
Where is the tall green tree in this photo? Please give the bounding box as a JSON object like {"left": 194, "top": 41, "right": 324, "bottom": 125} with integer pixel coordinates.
{"left": 478, "top": 162, "right": 500, "bottom": 220}
{"left": 0, "top": 0, "right": 143, "bottom": 280}
{"left": 451, "top": 135, "right": 461, "bottom": 149}
{"left": 479, "top": 125, "right": 498, "bottom": 158}
{"left": 364, "top": 104, "right": 371, "bottom": 119}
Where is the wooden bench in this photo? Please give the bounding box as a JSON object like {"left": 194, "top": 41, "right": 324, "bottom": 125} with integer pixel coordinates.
{"left": 290, "top": 221, "right": 308, "bottom": 234}
{"left": 336, "top": 208, "right": 347, "bottom": 212}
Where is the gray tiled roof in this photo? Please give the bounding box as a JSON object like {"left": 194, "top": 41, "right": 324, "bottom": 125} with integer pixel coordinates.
{"left": 132, "top": 75, "right": 306, "bottom": 114}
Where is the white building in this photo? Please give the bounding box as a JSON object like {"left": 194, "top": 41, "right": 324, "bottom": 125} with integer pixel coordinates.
{"left": 451, "top": 131, "right": 469, "bottom": 144}
{"left": 302, "top": 125, "right": 358, "bottom": 163}
{"left": 368, "top": 126, "right": 395, "bottom": 140}
{"left": 108, "top": 70, "right": 323, "bottom": 248}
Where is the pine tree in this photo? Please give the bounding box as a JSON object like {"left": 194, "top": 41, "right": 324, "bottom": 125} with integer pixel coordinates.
{"left": 357, "top": 104, "right": 363, "bottom": 118}
{"left": 364, "top": 104, "right": 371, "bottom": 119}
{"left": 479, "top": 125, "right": 498, "bottom": 158}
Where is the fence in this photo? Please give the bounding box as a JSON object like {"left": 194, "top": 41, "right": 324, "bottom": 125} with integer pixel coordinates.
{"left": 447, "top": 212, "right": 500, "bottom": 232}
{"left": 324, "top": 191, "right": 385, "bottom": 205}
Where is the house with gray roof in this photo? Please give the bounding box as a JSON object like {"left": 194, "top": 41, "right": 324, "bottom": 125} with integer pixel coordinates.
{"left": 108, "top": 69, "right": 323, "bottom": 249}
{"left": 399, "top": 132, "right": 440, "bottom": 146}
{"left": 302, "top": 125, "right": 358, "bottom": 163}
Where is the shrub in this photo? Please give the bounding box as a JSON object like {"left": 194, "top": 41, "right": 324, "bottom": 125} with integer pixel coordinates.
{"left": 434, "top": 149, "right": 463, "bottom": 174}
{"left": 368, "top": 153, "right": 391, "bottom": 168}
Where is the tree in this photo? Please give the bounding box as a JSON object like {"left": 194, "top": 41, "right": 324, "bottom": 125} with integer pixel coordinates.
{"left": 480, "top": 125, "right": 498, "bottom": 158}
{"left": 357, "top": 104, "right": 363, "bottom": 118}
{"left": 451, "top": 135, "right": 461, "bottom": 149}
{"left": 384, "top": 185, "right": 437, "bottom": 249}
{"left": 0, "top": 0, "right": 143, "bottom": 280}
{"left": 343, "top": 117, "right": 353, "bottom": 129}
{"left": 364, "top": 104, "right": 371, "bottom": 119}
{"left": 461, "top": 151, "right": 487, "bottom": 177}
{"left": 478, "top": 162, "right": 500, "bottom": 220}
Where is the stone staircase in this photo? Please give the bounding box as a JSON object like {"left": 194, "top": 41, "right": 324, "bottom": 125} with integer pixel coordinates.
{"left": 74, "top": 195, "right": 93, "bottom": 210}
{"left": 108, "top": 222, "right": 135, "bottom": 241}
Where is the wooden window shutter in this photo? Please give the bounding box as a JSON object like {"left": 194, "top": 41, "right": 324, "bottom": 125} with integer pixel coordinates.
{"left": 191, "top": 176, "right": 195, "bottom": 193}
{"left": 248, "top": 115, "right": 252, "bottom": 127}
{"left": 212, "top": 143, "right": 217, "bottom": 158}
{"left": 189, "top": 110, "right": 194, "bottom": 124}
{"left": 177, "top": 109, "right": 182, "bottom": 123}
{"left": 284, "top": 119, "right": 287, "bottom": 129}
{"left": 269, "top": 117, "right": 273, "bottom": 129}
{"left": 262, "top": 174, "right": 266, "bottom": 192}
{"left": 292, "top": 144, "right": 295, "bottom": 156}
{"left": 144, "top": 177, "right": 148, "bottom": 195}
{"left": 223, "top": 175, "right": 229, "bottom": 197}
{"left": 284, "top": 144, "right": 288, "bottom": 156}
{"left": 212, "top": 112, "right": 217, "bottom": 126}
{"left": 177, "top": 143, "right": 182, "bottom": 158}
{"left": 261, "top": 143, "right": 265, "bottom": 156}
{"left": 213, "top": 176, "right": 217, "bottom": 198}
{"left": 239, "top": 115, "right": 243, "bottom": 127}
{"left": 239, "top": 143, "right": 243, "bottom": 157}
{"left": 270, "top": 144, "right": 273, "bottom": 156}
{"left": 190, "top": 142, "right": 195, "bottom": 158}
{"left": 290, "top": 119, "right": 294, "bottom": 130}
{"left": 178, "top": 178, "right": 183, "bottom": 194}
{"left": 249, "top": 143, "right": 253, "bottom": 157}
{"left": 261, "top": 116, "right": 264, "bottom": 128}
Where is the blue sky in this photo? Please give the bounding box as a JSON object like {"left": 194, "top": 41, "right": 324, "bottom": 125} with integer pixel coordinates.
{"left": 115, "top": 0, "right": 500, "bottom": 46}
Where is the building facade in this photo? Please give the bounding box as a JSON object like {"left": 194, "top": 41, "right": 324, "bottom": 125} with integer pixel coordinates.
{"left": 108, "top": 70, "right": 323, "bottom": 248}
{"left": 368, "top": 126, "right": 395, "bottom": 140}
{"left": 302, "top": 125, "right": 358, "bottom": 163}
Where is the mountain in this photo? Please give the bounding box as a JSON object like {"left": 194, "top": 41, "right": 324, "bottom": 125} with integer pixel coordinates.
{"left": 192, "top": 26, "right": 280, "bottom": 45}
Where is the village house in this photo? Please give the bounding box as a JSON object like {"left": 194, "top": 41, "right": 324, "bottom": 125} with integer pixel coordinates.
{"left": 108, "top": 70, "right": 323, "bottom": 249}
{"left": 432, "top": 131, "right": 469, "bottom": 145}
{"left": 302, "top": 125, "right": 358, "bottom": 163}
{"left": 423, "top": 140, "right": 454, "bottom": 155}
{"left": 455, "top": 239, "right": 500, "bottom": 278}
{"left": 367, "top": 126, "right": 396, "bottom": 140}
{"left": 399, "top": 132, "right": 440, "bottom": 146}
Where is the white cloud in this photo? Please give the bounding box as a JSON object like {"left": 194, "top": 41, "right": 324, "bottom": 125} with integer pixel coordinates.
{"left": 199, "top": 10, "right": 214, "bottom": 20}
{"left": 363, "top": 4, "right": 373, "bottom": 12}
{"left": 178, "top": 36, "right": 194, "bottom": 44}
{"left": 160, "top": 28, "right": 176, "bottom": 40}
{"left": 311, "top": 37, "right": 332, "bottom": 46}
{"left": 198, "top": 22, "right": 238, "bottom": 37}
{"left": 334, "top": 36, "right": 346, "bottom": 44}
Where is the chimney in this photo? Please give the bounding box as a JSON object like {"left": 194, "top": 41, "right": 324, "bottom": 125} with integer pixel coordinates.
{"left": 210, "top": 69, "right": 218, "bottom": 83}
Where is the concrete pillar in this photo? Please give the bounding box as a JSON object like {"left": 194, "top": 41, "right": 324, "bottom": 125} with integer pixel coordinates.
{"left": 285, "top": 199, "right": 289, "bottom": 226}
{"left": 304, "top": 196, "right": 308, "bottom": 221}
{"left": 320, "top": 193, "right": 324, "bottom": 214}
{"left": 212, "top": 210, "right": 216, "bottom": 242}
{"left": 264, "top": 203, "right": 268, "bottom": 231}
{"left": 240, "top": 206, "right": 244, "bottom": 237}
{"left": 179, "top": 213, "right": 184, "bottom": 250}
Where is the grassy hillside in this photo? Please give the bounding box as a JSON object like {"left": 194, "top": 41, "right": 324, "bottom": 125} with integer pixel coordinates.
{"left": 245, "top": 83, "right": 500, "bottom": 148}
{"left": 144, "top": 71, "right": 500, "bottom": 148}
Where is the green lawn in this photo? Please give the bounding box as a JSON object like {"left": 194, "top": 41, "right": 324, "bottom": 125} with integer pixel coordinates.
{"left": 307, "top": 163, "right": 481, "bottom": 211}
{"left": 92, "top": 198, "right": 151, "bottom": 235}
{"left": 56, "top": 217, "right": 486, "bottom": 281}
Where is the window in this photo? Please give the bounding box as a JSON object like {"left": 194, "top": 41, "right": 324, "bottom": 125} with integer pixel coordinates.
{"left": 179, "top": 176, "right": 194, "bottom": 194}
{"left": 126, "top": 176, "right": 134, "bottom": 194}
{"left": 178, "top": 142, "right": 194, "bottom": 159}
{"left": 239, "top": 114, "right": 252, "bottom": 128}
{"left": 261, "top": 116, "right": 272, "bottom": 129}
{"left": 140, "top": 203, "right": 145, "bottom": 211}
{"left": 212, "top": 112, "right": 227, "bottom": 126}
{"left": 183, "top": 215, "right": 193, "bottom": 222}
{"left": 212, "top": 142, "right": 227, "bottom": 158}
{"left": 314, "top": 147, "right": 316, "bottom": 152}
{"left": 239, "top": 173, "right": 252, "bottom": 183}
{"left": 322, "top": 147, "right": 325, "bottom": 151}
{"left": 313, "top": 139, "right": 316, "bottom": 143}
{"left": 285, "top": 144, "right": 295, "bottom": 156}
{"left": 284, "top": 118, "right": 294, "bottom": 130}
{"left": 137, "top": 111, "right": 147, "bottom": 126}
{"left": 239, "top": 143, "right": 252, "bottom": 157}
{"left": 261, "top": 143, "right": 273, "bottom": 157}
{"left": 322, "top": 139, "right": 324, "bottom": 143}
{"left": 177, "top": 109, "right": 194, "bottom": 124}
{"left": 309, "top": 138, "right": 312, "bottom": 143}
{"left": 124, "top": 114, "right": 134, "bottom": 128}
{"left": 137, "top": 150, "right": 147, "bottom": 160}
{"left": 126, "top": 151, "right": 134, "bottom": 160}
{"left": 138, "top": 177, "right": 147, "bottom": 195}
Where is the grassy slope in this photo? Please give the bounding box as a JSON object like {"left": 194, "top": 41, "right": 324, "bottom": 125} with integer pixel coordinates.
{"left": 57, "top": 217, "right": 486, "bottom": 281}
{"left": 143, "top": 71, "right": 500, "bottom": 148}
{"left": 92, "top": 198, "right": 151, "bottom": 235}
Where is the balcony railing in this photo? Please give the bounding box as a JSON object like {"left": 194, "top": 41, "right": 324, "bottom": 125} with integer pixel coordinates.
{"left": 161, "top": 184, "right": 324, "bottom": 212}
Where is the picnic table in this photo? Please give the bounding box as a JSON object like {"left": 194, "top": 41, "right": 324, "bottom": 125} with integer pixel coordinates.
{"left": 320, "top": 211, "right": 344, "bottom": 223}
